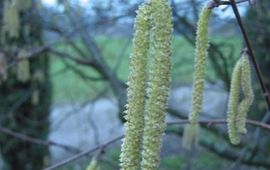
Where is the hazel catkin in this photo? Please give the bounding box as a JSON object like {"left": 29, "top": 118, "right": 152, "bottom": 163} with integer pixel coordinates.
{"left": 119, "top": 4, "right": 150, "bottom": 170}
{"left": 227, "top": 59, "right": 242, "bottom": 145}
{"left": 140, "top": 0, "right": 173, "bottom": 169}
{"left": 237, "top": 54, "right": 254, "bottom": 134}
{"left": 86, "top": 158, "right": 100, "bottom": 170}
{"left": 182, "top": 6, "right": 212, "bottom": 149}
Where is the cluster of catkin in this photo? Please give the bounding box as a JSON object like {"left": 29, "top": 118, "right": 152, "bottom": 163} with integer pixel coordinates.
{"left": 183, "top": 5, "right": 254, "bottom": 148}
{"left": 119, "top": 0, "right": 173, "bottom": 170}
{"left": 227, "top": 52, "right": 254, "bottom": 145}
{"left": 2, "top": 0, "right": 32, "bottom": 84}
{"left": 86, "top": 2, "right": 255, "bottom": 169}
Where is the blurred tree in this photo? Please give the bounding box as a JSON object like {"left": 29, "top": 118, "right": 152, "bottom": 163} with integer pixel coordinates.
{"left": 0, "top": 1, "right": 51, "bottom": 170}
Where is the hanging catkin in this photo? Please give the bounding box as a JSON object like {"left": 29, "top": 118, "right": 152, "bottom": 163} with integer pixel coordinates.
{"left": 140, "top": 0, "right": 172, "bottom": 169}
{"left": 14, "top": 0, "right": 32, "bottom": 11}
{"left": 227, "top": 53, "right": 254, "bottom": 145}
{"left": 182, "top": 6, "right": 212, "bottom": 150}
{"left": 119, "top": 4, "right": 150, "bottom": 170}
{"left": 17, "top": 50, "right": 31, "bottom": 82}
{"left": 3, "top": 1, "right": 20, "bottom": 38}
{"left": 0, "top": 53, "right": 7, "bottom": 82}
{"left": 86, "top": 158, "right": 100, "bottom": 170}
{"left": 31, "top": 90, "right": 40, "bottom": 105}
{"left": 227, "top": 59, "right": 242, "bottom": 145}
{"left": 237, "top": 54, "right": 254, "bottom": 134}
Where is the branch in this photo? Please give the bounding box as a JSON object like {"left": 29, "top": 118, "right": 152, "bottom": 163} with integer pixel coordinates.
{"left": 229, "top": 0, "right": 270, "bottom": 116}
{"left": 167, "top": 119, "right": 270, "bottom": 131}
{"left": 0, "top": 126, "right": 81, "bottom": 154}
{"left": 43, "top": 135, "right": 124, "bottom": 170}
{"left": 43, "top": 118, "right": 270, "bottom": 170}
{"left": 208, "top": 0, "right": 251, "bottom": 9}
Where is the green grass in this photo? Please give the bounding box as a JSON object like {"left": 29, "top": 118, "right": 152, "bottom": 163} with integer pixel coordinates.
{"left": 50, "top": 35, "right": 242, "bottom": 103}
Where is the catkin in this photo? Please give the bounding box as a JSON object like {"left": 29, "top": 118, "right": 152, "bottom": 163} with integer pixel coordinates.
{"left": 237, "top": 54, "right": 254, "bottom": 134}
{"left": 189, "top": 7, "right": 212, "bottom": 124}
{"left": 182, "top": 124, "right": 199, "bottom": 150}
{"left": 14, "top": 0, "right": 32, "bottom": 11}
{"left": 140, "top": 0, "right": 172, "bottom": 169}
{"left": 17, "top": 50, "right": 31, "bottom": 82}
{"left": 86, "top": 158, "right": 100, "bottom": 170}
{"left": 17, "top": 59, "right": 30, "bottom": 83}
{"left": 182, "top": 6, "right": 212, "bottom": 149}
{"left": 119, "top": 4, "right": 150, "bottom": 170}
{"left": 227, "top": 59, "right": 242, "bottom": 145}
{"left": 31, "top": 90, "right": 40, "bottom": 105}
{"left": 227, "top": 53, "right": 254, "bottom": 145}
{"left": 3, "top": 1, "right": 20, "bottom": 38}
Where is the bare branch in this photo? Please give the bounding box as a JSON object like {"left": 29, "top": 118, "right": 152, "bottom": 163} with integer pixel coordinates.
{"left": 43, "top": 135, "right": 124, "bottom": 170}
{"left": 43, "top": 118, "right": 270, "bottom": 170}
{"left": 208, "top": 0, "right": 251, "bottom": 9}
{"left": 0, "top": 126, "right": 81, "bottom": 154}
{"left": 229, "top": 0, "right": 270, "bottom": 115}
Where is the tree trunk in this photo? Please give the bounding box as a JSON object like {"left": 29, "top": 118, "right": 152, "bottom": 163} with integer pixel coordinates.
{"left": 0, "top": 1, "right": 51, "bottom": 170}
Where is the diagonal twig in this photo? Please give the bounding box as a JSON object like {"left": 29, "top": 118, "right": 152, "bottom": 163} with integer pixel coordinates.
{"left": 0, "top": 126, "right": 81, "bottom": 153}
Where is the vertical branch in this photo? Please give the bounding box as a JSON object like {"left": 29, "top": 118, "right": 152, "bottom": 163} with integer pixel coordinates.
{"left": 229, "top": 0, "right": 270, "bottom": 115}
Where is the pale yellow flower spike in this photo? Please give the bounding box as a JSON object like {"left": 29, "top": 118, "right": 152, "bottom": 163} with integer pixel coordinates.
{"left": 189, "top": 6, "right": 212, "bottom": 124}
{"left": 3, "top": 1, "right": 20, "bottom": 38}
{"left": 119, "top": 4, "right": 150, "bottom": 170}
{"left": 227, "top": 59, "right": 242, "bottom": 145}
{"left": 183, "top": 6, "right": 212, "bottom": 150}
{"left": 86, "top": 158, "right": 100, "bottom": 170}
{"left": 237, "top": 54, "right": 254, "bottom": 134}
{"left": 17, "top": 59, "right": 30, "bottom": 83}
{"left": 140, "top": 0, "right": 173, "bottom": 169}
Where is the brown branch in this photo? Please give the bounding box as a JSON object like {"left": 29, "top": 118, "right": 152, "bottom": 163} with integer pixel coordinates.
{"left": 229, "top": 0, "right": 270, "bottom": 115}
{"left": 208, "top": 0, "right": 250, "bottom": 9}
{"left": 43, "top": 118, "right": 270, "bottom": 170}
{"left": 167, "top": 119, "right": 270, "bottom": 131}
{"left": 0, "top": 126, "right": 81, "bottom": 154}
{"left": 43, "top": 134, "right": 124, "bottom": 170}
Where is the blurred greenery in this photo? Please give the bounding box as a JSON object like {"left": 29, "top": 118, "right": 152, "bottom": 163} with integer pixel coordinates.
{"left": 50, "top": 36, "right": 242, "bottom": 104}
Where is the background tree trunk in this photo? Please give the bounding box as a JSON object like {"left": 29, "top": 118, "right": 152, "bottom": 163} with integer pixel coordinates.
{"left": 0, "top": 1, "right": 51, "bottom": 169}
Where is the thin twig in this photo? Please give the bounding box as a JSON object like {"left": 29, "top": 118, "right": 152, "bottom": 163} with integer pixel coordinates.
{"left": 208, "top": 0, "right": 250, "bottom": 9}
{"left": 0, "top": 126, "right": 81, "bottom": 153}
{"left": 229, "top": 0, "right": 270, "bottom": 113}
{"left": 43, "top": 135, "right": 124, "bottom": 170}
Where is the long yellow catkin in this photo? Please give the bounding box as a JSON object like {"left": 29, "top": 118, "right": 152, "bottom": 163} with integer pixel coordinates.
{"left": 3, "top": 1, "right": 20, "bottom": 38}
{"left": 227, "top": 59, "right": 242, "bottom": 145}
{"left": 119, "top": 4, "right": 150, "bottom": 170}
{"left": 140, "top": 0, "right": 172, "bottom": 169}
{"left": 86, "top": 158, "right": 100, "bottom": 170}
{"left": 17, "top": 59, "right": 30, "bottom": 83}
{"left": 182, "top": 6, "right": 212, "bottom": 150}
{"left": 237, "top": 54, "right": 254, "bottom": 134}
